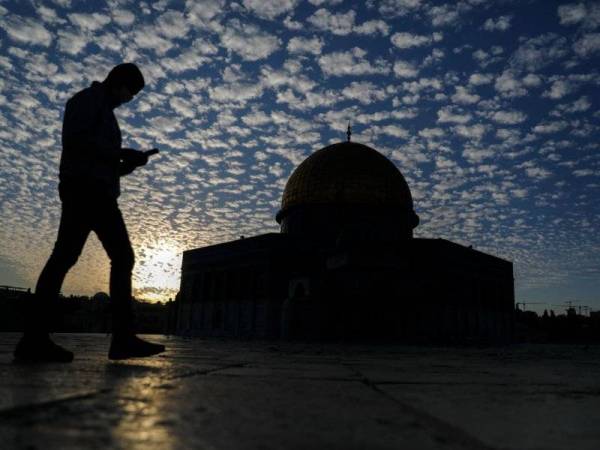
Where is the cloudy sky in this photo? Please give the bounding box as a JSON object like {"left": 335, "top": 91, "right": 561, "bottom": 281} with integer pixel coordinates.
{"left": 0, "top": 0, "right": 598, "bottom": 311}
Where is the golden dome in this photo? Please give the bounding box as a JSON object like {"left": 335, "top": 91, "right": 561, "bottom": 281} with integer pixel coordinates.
{"left": 278, "top": 142, "right": 413, "bottom": 219}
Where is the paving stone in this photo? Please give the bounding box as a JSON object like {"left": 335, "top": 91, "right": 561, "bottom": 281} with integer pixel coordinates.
{"left": 379, "top": 382, "right": 600, "bottom": 450}
{"left": 209, "top": 361, "right": 360, "bottom": 380}
{"left": 0, "top": 333, "right": 599, "bottom": 450}
{"left": 0, "top": 375, "right": 487, "bottom": 450}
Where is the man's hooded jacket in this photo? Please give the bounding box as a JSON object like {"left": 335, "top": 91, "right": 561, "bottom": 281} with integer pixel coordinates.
{"left": 60, "top": 81, "right": 123, "bottom": 199}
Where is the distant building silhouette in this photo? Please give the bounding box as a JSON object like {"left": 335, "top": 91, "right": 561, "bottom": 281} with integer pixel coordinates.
{"left": 515, "top": 307, "right": 600, "bottom": 343}
{"left": 0, "top": 286, "right": 171, "bottom": 334}
{"left": 176, "top": 140, "right": 515, "bottom": 342}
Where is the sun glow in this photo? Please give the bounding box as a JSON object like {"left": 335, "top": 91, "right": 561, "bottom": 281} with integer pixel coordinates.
{"left": 133, "top": 240, "right": 182, "bottom": 303}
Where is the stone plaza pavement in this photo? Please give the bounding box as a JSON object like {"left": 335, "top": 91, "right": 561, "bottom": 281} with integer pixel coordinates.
{"left": 0, "top": 334, "right": 599, "bottom": 450}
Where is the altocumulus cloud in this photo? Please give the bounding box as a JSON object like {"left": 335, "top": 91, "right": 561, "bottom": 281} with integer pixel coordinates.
{"left": 0, "top": 0, "right": 598, "bottom": 311}
{"left": 220, "top": 19, "right": 281, "bottom": 60}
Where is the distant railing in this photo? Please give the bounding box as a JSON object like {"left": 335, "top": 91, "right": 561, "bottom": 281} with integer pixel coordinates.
{"left": 0, "top": 286, "right": 30, "bottom": 292}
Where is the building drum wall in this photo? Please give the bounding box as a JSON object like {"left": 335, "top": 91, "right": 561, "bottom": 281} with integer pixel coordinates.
{"left": 176, "top": 236, "right": 514, "bottom": 343}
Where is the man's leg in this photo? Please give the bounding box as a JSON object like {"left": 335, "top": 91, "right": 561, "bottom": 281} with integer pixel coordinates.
{"left": 15, "top": 197, "right": 90, "bottom": 362}
{"left": 93, "top": 199, "right": 164, "bottom": 359}
{"left": 94, "top": 199, "right": 135, "bottom": 334}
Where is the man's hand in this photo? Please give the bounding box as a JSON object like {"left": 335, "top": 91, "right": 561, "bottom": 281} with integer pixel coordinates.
{"left": 121, "top": 148, "right": 147, "bottom": 167}
{"left": 121, "top": 148, "right": 159, "bottom": 167}
{"left": 119, "top": 148, "right": 159, "bottom": 176}
{"left": 145, "top": 148, "right": 159, "bottom": 158}
{"left": 119, "top": 161, "right": 136, "bottom": 176}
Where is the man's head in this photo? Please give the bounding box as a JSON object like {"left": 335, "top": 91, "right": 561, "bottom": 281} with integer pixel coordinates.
{"left": 104, "top": 63, "right": 145, "bottom": 107}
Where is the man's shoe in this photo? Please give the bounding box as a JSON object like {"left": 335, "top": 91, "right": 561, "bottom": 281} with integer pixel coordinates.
{"left": 13, "top": 335, "right": 74, "bottom": 363}
{"left": 109, "top": 335, "right": 165, "bottom": 360}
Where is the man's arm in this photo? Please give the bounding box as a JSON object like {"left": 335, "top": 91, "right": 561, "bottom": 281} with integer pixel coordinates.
{"left": 119, "top": 148, "right": 159, "bottom": 177}
{"left": 119, "top": 161, "right": 136, "bottom": 176}
{"left": 62, "top": 90, "right": 121, "bottom": 163}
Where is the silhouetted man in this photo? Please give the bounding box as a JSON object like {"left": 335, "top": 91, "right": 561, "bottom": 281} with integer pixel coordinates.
{"left": 14, "top": 63, "right": 165, "bottom": 362}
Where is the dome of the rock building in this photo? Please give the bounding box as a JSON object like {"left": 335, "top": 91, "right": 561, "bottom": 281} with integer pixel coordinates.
{"left": 276, "top": 141, "right": 419, "bottom": 242}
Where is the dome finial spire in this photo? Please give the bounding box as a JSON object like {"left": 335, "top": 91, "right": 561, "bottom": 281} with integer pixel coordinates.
{"left": 346, "top": 122, "right": 352, "bottom": 142}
